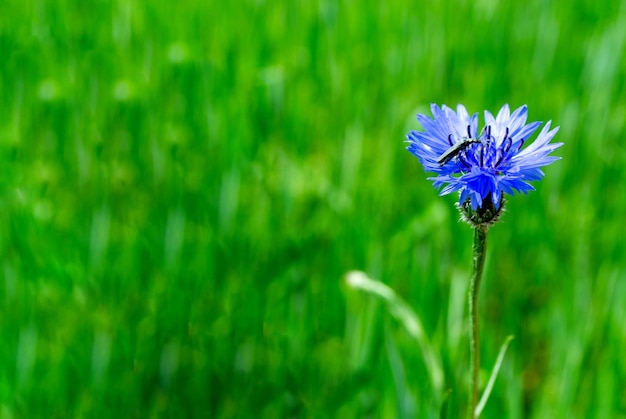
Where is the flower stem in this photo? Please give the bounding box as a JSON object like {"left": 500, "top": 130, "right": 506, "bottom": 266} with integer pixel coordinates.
{"left": 469, "top": 224, "right": 488, "bottom": 418}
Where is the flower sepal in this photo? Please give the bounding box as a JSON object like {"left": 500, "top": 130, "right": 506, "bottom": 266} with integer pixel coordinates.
{"left": 459, "top": 194, "right": 505, "bottom": 228}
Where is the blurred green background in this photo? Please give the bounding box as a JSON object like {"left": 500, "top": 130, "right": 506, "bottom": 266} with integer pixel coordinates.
{"left": 1, "top": 0, "right": 626, "bottom": 417}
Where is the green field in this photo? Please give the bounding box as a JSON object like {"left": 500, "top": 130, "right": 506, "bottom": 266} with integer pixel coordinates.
{"left": 2, "top": 1, "right": 626, "bottom": 417}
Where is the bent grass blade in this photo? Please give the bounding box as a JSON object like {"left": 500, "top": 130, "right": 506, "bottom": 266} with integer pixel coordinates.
{"left": 345, "top": 271, "right": 444, "bottom": 398}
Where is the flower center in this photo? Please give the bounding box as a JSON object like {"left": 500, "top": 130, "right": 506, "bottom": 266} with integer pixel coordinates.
{"left": 455, "top": 125, "right": 525, "bottom": 173}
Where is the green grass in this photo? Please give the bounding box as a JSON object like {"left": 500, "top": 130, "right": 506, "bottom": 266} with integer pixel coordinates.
{"left": 1, "top": 0, "right": 626, "bottom": 417}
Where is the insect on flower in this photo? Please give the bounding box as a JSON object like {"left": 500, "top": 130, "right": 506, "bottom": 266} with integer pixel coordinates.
{"left": 437, "top": 136, "right": 483, "bottom": 165}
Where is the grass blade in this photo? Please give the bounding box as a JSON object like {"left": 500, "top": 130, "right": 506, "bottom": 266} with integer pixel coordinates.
{"left": 474, "top": 335, "right": 515, "bottom": 417}
{"left": 345, "top": 271, "right": 444, "bottom": 397}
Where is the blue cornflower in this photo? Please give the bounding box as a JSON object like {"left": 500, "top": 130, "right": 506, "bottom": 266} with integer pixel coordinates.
{"left": 406, "top": 104, "right": 562, "bottom": 215}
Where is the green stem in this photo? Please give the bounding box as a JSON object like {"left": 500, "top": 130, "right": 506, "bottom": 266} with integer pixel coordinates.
{"left": 469, "top": 224, "right": 488, "bottom": 418}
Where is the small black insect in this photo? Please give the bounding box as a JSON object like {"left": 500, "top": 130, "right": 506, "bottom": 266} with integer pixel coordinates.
{"left": 437, "top": 137, "right": 482, "bottom": 165}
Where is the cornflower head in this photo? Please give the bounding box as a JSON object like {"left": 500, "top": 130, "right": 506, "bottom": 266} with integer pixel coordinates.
{"left": 406, "top": 104, "right": 563, "bottom": 226}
